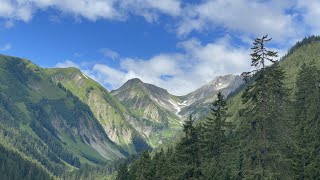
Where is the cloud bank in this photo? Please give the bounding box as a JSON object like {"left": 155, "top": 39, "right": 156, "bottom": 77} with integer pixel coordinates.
{"left": 57, "top": 37, "right": 253, "bottom": 95}
{"left": 3, "top": 0, "right": 319, "bottom": 95}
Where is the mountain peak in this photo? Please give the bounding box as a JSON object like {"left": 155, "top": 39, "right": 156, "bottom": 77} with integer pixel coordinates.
{"left": 127, "top": 78, "right": 143, "bottom": 84}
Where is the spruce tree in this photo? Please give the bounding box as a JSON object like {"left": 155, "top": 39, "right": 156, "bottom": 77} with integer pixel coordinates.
{"left": 294, "top": 62, "right": 320, "bottom": 179}
{"left": 239, "top": 35, "right": 292, "bottom": 179}
{"left": 201, "top": 92, "right": 228, "bottom": 158}
{"left": 116, "top": 163, "right": 129, "bottom": 180}
{"left": 175, "top": 115, "right": 202, "bottom": 179}
{"left": 129, "top": 151, "right": 153, "bottom": 180}
{"left": 200, "top": 92, "right": 231, "bottom": 179}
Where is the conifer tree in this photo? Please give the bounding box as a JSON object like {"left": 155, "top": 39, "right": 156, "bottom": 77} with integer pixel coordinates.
{"left": 201, "top": 92, "right": 229, "bottom": 158}
{"left": 294, "top": 62, "right": 320, "bottom": 179}
{"left": 129, "top": 151, "right": 153, "bottom": 180}
{"left": 175, "top": 115, "right": 202, "bottom": 179}
{"left": 200, "top": 92, "right": 231, "bottom": 179}
{"left": 116, "top": 163, "right": 129, "bottom": 180}
{"left": 239, "top": 35, "right": 292, "bottom": 179}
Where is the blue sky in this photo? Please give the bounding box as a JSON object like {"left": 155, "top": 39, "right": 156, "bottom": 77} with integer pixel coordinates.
{"left": 0, "top": 0, "right": 318, "bottom": 95}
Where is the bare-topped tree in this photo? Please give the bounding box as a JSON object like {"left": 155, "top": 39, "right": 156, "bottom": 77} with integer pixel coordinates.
{"left": 250, "top": 34, "right": 278, "bottom": 70}
{"left": 242, "top": 35, "right": 279, "bottom": 82}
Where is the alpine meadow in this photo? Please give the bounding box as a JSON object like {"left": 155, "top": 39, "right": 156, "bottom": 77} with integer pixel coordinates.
{"left": 0, "top": 1, "right": 320, "bottom": 180}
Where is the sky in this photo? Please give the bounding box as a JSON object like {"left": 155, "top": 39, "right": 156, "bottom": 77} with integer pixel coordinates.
{"left": 0, "top": 0, "right": 319, "bottom": 95}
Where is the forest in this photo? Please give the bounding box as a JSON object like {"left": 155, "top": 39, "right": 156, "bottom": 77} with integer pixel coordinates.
{"left": 0, "top": 35, "right": 320, "bottom": 180}
{"left": 114, "top": 35, "right": 320, "bottom": 180}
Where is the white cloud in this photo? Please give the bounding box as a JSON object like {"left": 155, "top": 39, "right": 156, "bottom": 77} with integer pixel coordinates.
{"left": 0, "top": 0, "right": 181, "bottom": 23}
{"left": 100, "top": 48, "right": 119, "bottom": 60}
{"left": 80, "top": 37, "right": 252, "bottom": 95}
{"left": 90, "top": 64, "right": 128, "bottom": 89}
{"left": 55, "top": 35, "right": 286, "bottom": 96}
{"left": 55, "top": 60, "right": 79, "bottom": 68}
{"left": 118, "top": 0, "right": 181, "bottom": 22}
{"left": 296, "top": 0, "right": 320, "bottom": 35}
{"left": 177, "top": 0, "right": 300, "bottom": 43}
{"left": 0, "top": 0, "right": 316, "bottom": 45}
{"left": 0, "top": 43, "right": 12, "bottom": 51}
{"left": 0, "top": 0, "right": 33, "bottom": 22}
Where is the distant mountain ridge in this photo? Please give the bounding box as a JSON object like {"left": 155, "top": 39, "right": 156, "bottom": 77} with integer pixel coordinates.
{"left": 1, "top": 36, "right": 320, "bottom": 179}
{"left": 178, "top": 74, "right": 244, "bottom": 119}
{"left": 112, "top": 74, "right": 244, "bottom": 127}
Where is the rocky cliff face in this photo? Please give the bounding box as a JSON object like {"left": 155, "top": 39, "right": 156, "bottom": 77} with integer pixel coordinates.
{"left": 178, "top": 74, "right": 244, "bottom": 119}
{"left": 113, "top": 75, "right": 243, "bottom": 121}
{"left": 0, "top": 56, "right": 125, "bottom": 174}
{"left": 44, "top": 68, "right": 150, "bottom": 154}
{"left": 111, "top": 75, "right": 243, "bottom": 146}
{"left": 45, "top": 67, "right": 243, "bottom": 151}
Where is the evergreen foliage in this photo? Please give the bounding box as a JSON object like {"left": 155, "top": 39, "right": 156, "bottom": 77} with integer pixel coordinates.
{"left": 3, "top": 35, "right": 320, "bottom": 179}
{"left": 293, "top": 61, "right": 320, "bottom": 179}
{"left": 0, "top": 139, "right": 54, "bottom": 180}
{"left": 116, "top": 35, "right": 320, "bottom": 180}
{"left": 239, "top": 35, "right": 292, "bottom": 179}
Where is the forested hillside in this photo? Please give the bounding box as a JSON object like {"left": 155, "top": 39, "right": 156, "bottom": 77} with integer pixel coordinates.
{"left": 45, "top": 68, "right": 150, "bottom": 154}
{"left": 0, "top": 57, "right": 125, "bottom": 179}
{"left": 115, "top": 36, "right": 320, "bottom": 180}
{"left": 1, "top": 35, "right": 320, "bottom": 179}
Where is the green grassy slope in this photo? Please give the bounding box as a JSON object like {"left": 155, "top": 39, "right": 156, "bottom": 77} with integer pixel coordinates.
{"left": 0, "top": 55, "right": 125, "bottom": 176}
{"left": 226, "top": 36, "right": 320, "bottom": 125}
{"left": 111, "top": 79, "right": 183, "bottom": 147}
{"left": 44, "top": 68, "right": 150, "bottom": 154}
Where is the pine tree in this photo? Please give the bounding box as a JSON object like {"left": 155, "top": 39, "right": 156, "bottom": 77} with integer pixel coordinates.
{"left": 201, "top": 92, "right": 229, "bottom": 158}
{"left": 200, "top": 92, "right": 231, "bottom": 179}
{"left": 175, "top": 115, "right": 202, "bottom": 180}
{"left": 152, "top": 149, "right": 170, "bottom": 180}
{"left": 116, "top": 163, "right": 129, "bottom": 180}
{"left": 129, "top": 151, "right": 153, "bottom": 180}
{"left": 293, "top": 62, "right": 320, "bottom": 179}
{"left": 239, "top": 35, "right": 292, "bottom": 179}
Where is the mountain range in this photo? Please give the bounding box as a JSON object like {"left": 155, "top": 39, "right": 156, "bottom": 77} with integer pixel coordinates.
{"left": 3, "top": 36, "right": 320, "bottom": 179}
{"left": 0, "top": 54, "right": 243, "bottom": 177}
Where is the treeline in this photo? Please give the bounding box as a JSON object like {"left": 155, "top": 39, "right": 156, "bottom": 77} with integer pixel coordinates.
{"left": 0, "top": 139, "right": 54, "bottom": 180}
{"left": 283, "top": 35, "right": 320, "bottom": 60}
{"left": 62, "top": 157, "right": 137, "bottom": 180}
{"left": 115, "top": 36, "right": 320, "bottom": 179}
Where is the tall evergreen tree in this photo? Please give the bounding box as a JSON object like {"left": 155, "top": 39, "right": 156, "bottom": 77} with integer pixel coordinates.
{"left": 200, "top": 92, "right": 231, "bottom": 179}
{"left": 116, "top": 163, "right": 129, "bottom": 180}
{"left": 129, "top": 151, "right": 154, "bottom": 180}
{"left": 201, "top": 92, "right": 229, "bottom": 158}
{"left": 175, "top": 115, "right": 202, "bottom": 179}
{"left": 239, "top": 35, "right": 292, "bottom": 179}
{"left": 293, "top": 62, "right": 320, "bottom": 179}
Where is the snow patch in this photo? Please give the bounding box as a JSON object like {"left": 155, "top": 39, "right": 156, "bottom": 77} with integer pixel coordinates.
{"left": 178, "top": 100, "right": 188, "bottom": 106}
{"left": 215, "top": 82, "right": 228, "bottom": 90}
{"left": 168, "top": 99, "right": 181, "bottom": 117}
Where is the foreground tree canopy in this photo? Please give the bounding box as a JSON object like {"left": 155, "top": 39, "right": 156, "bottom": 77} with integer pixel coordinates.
{"left": 116, "top": 35, "right": 320, "bottom": 180}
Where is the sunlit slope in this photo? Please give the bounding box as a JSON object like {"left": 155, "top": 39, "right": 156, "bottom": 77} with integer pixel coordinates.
{"left": 44, "top": 68, "right": 150, "bottom": 153}
{"left": 0, "top": 55, "right": 124, "bottom": 175}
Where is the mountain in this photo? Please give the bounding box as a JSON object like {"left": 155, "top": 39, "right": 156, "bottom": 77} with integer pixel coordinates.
{"left": 111, "top": 78, "right": 181, "bottom": 123}
{"left": 111, "top": 75, "right": 243, "bottom": 147}
{"left": 44, "top": 68, "right": 150, "bottom": 154}
{"left": 112, "top": 36, "right": 320, "bottom": 180}
{"left": 111, "top": 78, "right": 183, "bottom": 146}
{"left": 113, "top": 75, "right": 243, "bottom": 122}
{"left": 178, "top": 74, "right": 244, "bottom": 119}
{"left": 0, "top": 55, "right": 125, "bottom": 176}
